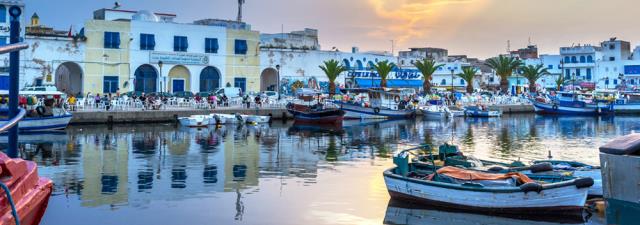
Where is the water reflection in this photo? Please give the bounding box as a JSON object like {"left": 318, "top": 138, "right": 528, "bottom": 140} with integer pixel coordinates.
{"left": 2, "top": 114, "right": 635, "bottom": 224}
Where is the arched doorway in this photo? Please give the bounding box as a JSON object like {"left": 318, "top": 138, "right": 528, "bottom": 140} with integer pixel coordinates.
{"left": 168, "top": 65, "right": 190, "bottom": 93}
{"left": 260, "top": 68, "right": 278, "bottom": 92}
{"left": 355, "top": 60, "right": 364, "bottom": 70}
{"left": 54, "top": 62, "right": 83, "bottom": 95}
{"left": 134, "top": 64, "right": 158, "bottom": 93}
{"left": 200, "top": 66, "right": 221, "bottom": 92}
{"left": 342, "top": 59, "right": 351, "bottom": 70}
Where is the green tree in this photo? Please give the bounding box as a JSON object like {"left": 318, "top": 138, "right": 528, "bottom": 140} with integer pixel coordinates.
{"left": 413, "top": 59, "right": 444, "bottom": 94}
{"left": 372, "top": 60, "right": 396, "bottom": 88}
{"left": 457, "top": 67, "right": 478, "bottom": 93}
{"left": 520, "top": 64, "right": 549, "bottom": 93}
{"left": 555, "top": 74, "right": 565, "bottom": 91}
{"left": 319, "top": 59, "right": 348, "bottom": 95}
{"left": 485, "top": 55, "right": 523, "bottom": 93}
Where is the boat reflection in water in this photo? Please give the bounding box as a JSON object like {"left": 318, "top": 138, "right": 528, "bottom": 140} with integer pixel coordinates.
{"left": 383, "top": 200, "right": 595, "bottom": 225}
{"left": 3, "top": 114, "right": 633, "bottom": 224}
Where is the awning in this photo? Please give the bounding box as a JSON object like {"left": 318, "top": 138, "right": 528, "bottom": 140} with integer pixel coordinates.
{"left": 355, "top": 78, "right": 422, "bottom": 88}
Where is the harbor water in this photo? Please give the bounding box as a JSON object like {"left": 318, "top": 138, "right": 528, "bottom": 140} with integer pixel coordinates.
{"left": 4, "top": 114, "right": 630, "bottom": 225}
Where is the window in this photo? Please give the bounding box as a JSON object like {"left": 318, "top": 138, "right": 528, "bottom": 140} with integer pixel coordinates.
{"left": 605, "top": 79, "right": 610, "bottom": 85}
{"left": 234, "top": 39, "right": 248, "bottom": 54}
{"left": 614, "top": 79, "right": 618, "bottom": 85}
{"left": 565, "top": 69, "right": 570, "bottom": 79}
{"left": 0, "top": 5, "right": 5, "bottom": 23}
{"left": 0, "top": 36, "right": 6, "bottom": 46}
{"left": 587, "top": 55, "right": 593, "bottom": 63}
{"left": 205, "top": 38, "right": 219, "bottom": 53}
{"left": 460, "top": 79, "right": 465, "bottom": 85}
{"left": 173, "top": 36, "right": 188, "bottom": 52}
{"left": 489, "top": 77, "right": 494, "bottom": 82}
{"left": 586, "top": 68, "right": 592, "bottom": 80}
{"left": 571, "top": 56, "right": 577, "bottom": 63}
{"left": 576, "top": 69, "right": 581, "bottom": 77}
{"left": 140, "top": 34, "right": 155, "bottom": 50}
{"left": 103, "top": 76, "right": 119, "bottom": 93}
{"left": 548, "top": 65, "right": 553, "bottom": 69}
{"left": 609, "top": 57, "right": 615, "bottom": 61}
{"left": 580, "top": 56, "right": 586, "bottom": 63}
{"left": 104, "top": 32, "right": 121, "bottom": 49}
{"left": 440, "top": 79, "right": 446, "bottom": 85}
{"left": 564, "top": 56, "right": 570, "bottom": 63}
{"left": 610, "top": 44, "right": 615, "bottom": 50}
{"left": 234, "top": 77, "right": 247, "bottom": 93}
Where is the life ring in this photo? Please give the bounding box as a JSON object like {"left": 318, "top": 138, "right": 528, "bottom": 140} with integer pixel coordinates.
{"left": 394, "top": 96, "right": 400, "bottom": 103}
{"left": 373, "top": 107, "right": 381, "bottom": 114}
{"left": 36, "top": 106, "right": 46, "bottom": 116}
{"left": 286, "top": 102, "right": 294, "bottom": 110}
{"left": 552, "top": 103, "right": 558, "bottom": 111}
{"left": 597, "top": 108, "right": 602, "bottom": 114}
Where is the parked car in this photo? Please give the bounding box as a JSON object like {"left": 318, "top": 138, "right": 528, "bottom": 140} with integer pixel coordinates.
{"left": 173, "top": 91, "right": 194, "bottom": 98}
{"left": 214, "top": 87, "right": 242, "bottom": 98}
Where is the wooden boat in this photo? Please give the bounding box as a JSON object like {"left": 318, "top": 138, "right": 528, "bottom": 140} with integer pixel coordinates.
{"left": 234, "top": 114, "right": 270, "bottom": 124}
{"left": 0, "top": 152, "right": 53, "bottom": 225}
{"left": 417, "top": 144, "right": 603, "bottom": 197}
{"left": 208, "top": 114, "right": 227, "bottom": 125}
{"left": 335, "top": 88, "right": 416, "bottom": 120}
{"left": 287, "top": 103, "right": 345, "bottom": 125}
{"left": 464, "top": 106, "right": 501, "bottom": 117}
{"left": 384, "top": 147, "right": 593, "bottom": 215}
{"left": 178, "top": 115, "right": 210, "bottom": 127}
{"left": 531, "top": 92, "right": 613, "bottom": 116}
{"left": 211, "top": 114, "right": 240, "bottom": 124}
{"left": 0, "top": 109, "right": 72, "bottom": 132}
{"left": 420, "top": 105, "right": 450, "bottom": 120}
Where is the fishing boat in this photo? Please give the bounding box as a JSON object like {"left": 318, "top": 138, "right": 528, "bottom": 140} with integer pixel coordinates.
{"left": 335, "top": 88, "right": 416, "bottom": 120}
{"left": 178, "top": 115, "right": 210, "bottom": 127}
{"left": 464, "top": 106, "right": 502, "bottom": 117}
{"left": 604, "top": 91, "right": 640, "bottom": 114}
{"left": 235, "top": 114, "right": 270, "bottom": 124}
{"left": 287, "top": 89, "right": 345, "bottom": 124}
{"left": 531, "top": 92, "right": 613, "bottom": 115}
{"left": 211, "top": 114, "right": 240, "bottom": 124}
{"left": 420, "top": 105, "right": 450, "bottom": 120}
{"left": 208, "top": 114, "right": 227, "bottom": 125}
{"left": 0, "top": 152, "right": 53, "bottom": 225}
{"left": 384, "top": 147, "right": 593, "bottom": 215}
{"left": 416, "top": 144, "right": 603, "bottom": 197}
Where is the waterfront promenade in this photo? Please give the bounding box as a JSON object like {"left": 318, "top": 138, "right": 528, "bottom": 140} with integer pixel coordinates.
{"left": 69, "top": 103, "right": 534, "bottom": 124}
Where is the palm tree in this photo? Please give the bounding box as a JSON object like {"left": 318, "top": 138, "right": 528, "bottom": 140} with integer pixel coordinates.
{"left": 485, "top": 55, "right": 523, "bottom": 94}
{"left": 457, "top": 67, "right": 478, "bottom": 93}
{"left": 319, "top": 59, "right": 348, "bottom": 95}
{"left": 520, "top": 64, "right": 549, "bottom": 93}
{"left": 372, "top": 60, "right": 396, "bottom": 88}
{"left": 555, "top": 74, "right": 565, "bottom": 91}
{"left": 413, "top": 59, "right": 444, "bottom": 94}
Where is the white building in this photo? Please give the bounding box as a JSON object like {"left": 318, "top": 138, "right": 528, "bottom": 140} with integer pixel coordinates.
{"left": 0, "top": 0, "right": 25, "bottom": 90}
{"left": 129, "top": 11, "right": 228, "bottom": 94}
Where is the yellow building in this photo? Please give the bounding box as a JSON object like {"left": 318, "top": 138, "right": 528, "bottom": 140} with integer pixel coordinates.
{"left": 83, "top": 19, "right": 131, "bottom": 95}
{"left": 225, "top": 26, "right": 261, "bottom": 93}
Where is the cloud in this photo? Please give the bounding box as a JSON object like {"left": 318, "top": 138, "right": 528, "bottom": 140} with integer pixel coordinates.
{"left": 366, "top": 0, "right": 479, "bottom": 45}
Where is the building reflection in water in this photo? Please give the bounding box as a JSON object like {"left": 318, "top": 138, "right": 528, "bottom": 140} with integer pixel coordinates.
{"left": 1, "top": 115, "right": 638, "bottom": 213}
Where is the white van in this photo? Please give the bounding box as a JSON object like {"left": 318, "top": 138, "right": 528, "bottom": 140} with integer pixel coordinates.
{"left": 215, "top": 87, "right": 243, "bottom": 98}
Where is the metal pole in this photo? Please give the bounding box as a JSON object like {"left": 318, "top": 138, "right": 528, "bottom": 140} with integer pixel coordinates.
{"left": 8, "top": 6, "right": 21, "bottom": 158}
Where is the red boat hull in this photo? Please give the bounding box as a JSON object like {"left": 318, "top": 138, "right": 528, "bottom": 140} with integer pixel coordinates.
{"left": 0, "top": 154, "right": 53, "bottom": 225}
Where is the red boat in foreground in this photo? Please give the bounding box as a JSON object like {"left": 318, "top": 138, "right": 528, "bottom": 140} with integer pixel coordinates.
{"left": 0, "top": 152, "right": 53, "bottom": 225}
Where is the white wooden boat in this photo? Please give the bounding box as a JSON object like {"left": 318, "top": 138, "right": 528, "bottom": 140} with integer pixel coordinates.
{"left": 385, "top": 150, "right": 593, "bottom": 215}
{"left": 420, "top": 105, "right": 450, "bottom": 120}
{"left": 212, "top": 114, "right": 240, "bottom": 124}
{"left": 178, "top": 115, "right": 209, "bottom": 127}
{"left": 336, "top": 88, "right": 416, "bottom": 120}
{"left": 0, "top": 108, "right": 72, "bottom": 132}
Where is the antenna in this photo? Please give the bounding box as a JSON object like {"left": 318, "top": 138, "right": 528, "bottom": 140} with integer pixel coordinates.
{"left": 237, "top": 0, "right": 246, "bottom": 22}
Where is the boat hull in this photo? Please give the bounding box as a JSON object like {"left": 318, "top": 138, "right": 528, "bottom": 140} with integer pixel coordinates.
{"left": 384, "top": 173, "right": 588, "bottom": 215}
{"left": 334, "top": 101, "right": 415, "bottom": 120}
{"left": 178, "top": 116, "right": 209, "bottom": 127}
{"left": 3, "top": 114, "right": 73, "bottom": 132}
{"left": 421, "top": 109, "right": 447, "bottom": 120}
{"left": 464, "top": 110, "right": 502, "bottom": 117}
{"left": 0, "top": 154, "right": 53, "bottom": 225}
{"left": 288, "top": 106, "right": 345, "bottom": 125}
{"left": 532, "top": 101, "right": 611, "bottom": 116}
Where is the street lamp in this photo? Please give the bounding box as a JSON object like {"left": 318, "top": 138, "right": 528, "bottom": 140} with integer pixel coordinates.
{"left": 605, "top": 77, "right": 609, "bottom": 90}
{"left": 158, "top": 60, "right": 164, "bottom": 93}
{"left": 450, "top": 68, "right": 455, "bottom": 102}
{"left": 276, "top": 64, "right": 281, "bottom": 100}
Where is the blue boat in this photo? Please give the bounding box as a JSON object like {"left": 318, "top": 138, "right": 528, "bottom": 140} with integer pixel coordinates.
{"left": 464, "top": 106, "right": 502, "bottom": 117}
{"left": 335, "top": 88, "right": 416, "bottom": 120}
{"left": 531, "top": 92, "right": 613, "bottom": 116}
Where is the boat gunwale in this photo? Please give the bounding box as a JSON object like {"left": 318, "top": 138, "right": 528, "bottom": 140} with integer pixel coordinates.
{"left": 383, "top": 167, "right": 587, "bottom": 193}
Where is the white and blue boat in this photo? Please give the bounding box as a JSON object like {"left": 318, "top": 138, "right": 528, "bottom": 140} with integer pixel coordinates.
{"left": 464, "top": 106, "right": 502, "bottom": 117}
{"left": 0, "top": 108, "right": 72, "bottom": 131}
{"left": 607, "top": 91, "right": 640, "bottom": 114}
{"left": 335, "top": 88, "right": 416, "bottom": 120}
{"left": 531, "top": 92, "right": 613, "bottom": 116}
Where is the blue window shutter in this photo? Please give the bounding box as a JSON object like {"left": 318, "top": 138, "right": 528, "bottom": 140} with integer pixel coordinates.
{"left": 140, "top": 34, "right": 146, "bottom": 50}
{"left": 104, "top": 32, "right": 111, "bottom": 48}
{"left": 235, "top": 40, "right": 248, "bottom": 54}
{"left": 212, "top": 39, "right": 219, "bottom": 53}
{"left": 205, "top": 39, "right": 210, "bottom": 52}
{"left": 183, "top": 37, "right": 188, "bottom": 51}
{"left": 0, "top": 6, "right": 6, "bottom": 23}
{"left": 149, "top": 35, "right": 155, "bottom": 50}
{"left": 174, "top": 36, "right": 179, "bottom": 51}
{"left": 114, "top": 32, "right": 120, "bottom": 48}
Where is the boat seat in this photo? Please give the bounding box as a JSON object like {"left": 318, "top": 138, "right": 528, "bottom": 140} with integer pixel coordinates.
{"left": 599, "top": 133, "right": 640, "bottom": 155}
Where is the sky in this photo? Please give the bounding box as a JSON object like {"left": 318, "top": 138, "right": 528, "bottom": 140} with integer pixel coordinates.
{"left": 24, "top": 0, "right": 640, "bottom": 59}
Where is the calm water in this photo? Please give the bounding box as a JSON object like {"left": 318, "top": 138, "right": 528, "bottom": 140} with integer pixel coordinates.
{"left": 5, "top": 114, "right": 635, "bottom": 225}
